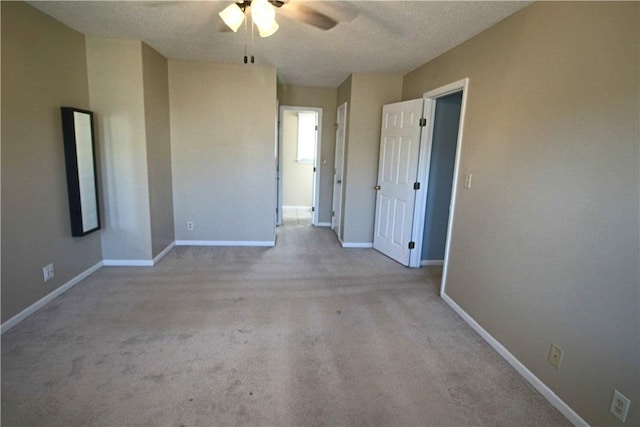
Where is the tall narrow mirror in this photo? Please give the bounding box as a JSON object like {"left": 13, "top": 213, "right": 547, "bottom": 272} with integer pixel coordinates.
{"left": 61, "top": 107, "right": 100, "bottom": 236}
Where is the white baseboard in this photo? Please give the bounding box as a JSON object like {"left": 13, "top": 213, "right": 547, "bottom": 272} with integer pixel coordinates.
{"left": 341, "top": 242, "right": 374, "bottom": 248}
{"left": 103, "top": 259, "right": 154, "bottom": 267}
{"left": 315, "top": 222, "right": 331, "bottom": 227}
{"left": 153, "top": 241, "right": 175, "bottom": 264}
{"left": 421, "top": 260, "right": 444, "bottom": 266}
{"left": 1, "top": 261, "right": 103, "bottom": 335}
{"left": 441, "top": 293, "right": 588, "bottom": 427}
{"left": 175, "top": 240, "right": 275, "bottom": 247}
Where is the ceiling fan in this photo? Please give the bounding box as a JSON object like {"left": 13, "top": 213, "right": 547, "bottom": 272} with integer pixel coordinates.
{"left": 218, "top": 0, "right": 355, "bottom": 64}
{"left": 219, "top": 0, "right": 348, "bottom": 38}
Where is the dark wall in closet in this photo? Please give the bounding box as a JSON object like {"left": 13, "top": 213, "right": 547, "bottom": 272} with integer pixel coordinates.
{"left": 421, "top": 91, "right": 462, "bottom": 261}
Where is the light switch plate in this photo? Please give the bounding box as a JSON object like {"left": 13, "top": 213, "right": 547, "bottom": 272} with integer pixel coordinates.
{"left": 464, "top": 173, "right": 472, "bottom": 189}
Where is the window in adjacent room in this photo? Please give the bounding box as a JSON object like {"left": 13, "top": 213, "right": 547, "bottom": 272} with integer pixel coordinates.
{"left": 296, "top": 112, "right": 316, "bottom": 164}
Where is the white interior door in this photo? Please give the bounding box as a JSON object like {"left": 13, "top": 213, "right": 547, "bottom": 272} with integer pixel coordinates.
{"left": 295, "top": 110, "right": 319, "bottom": 223}
{"left": 332, "top": 102, "right": 347, "bottom": 238}
{"left": 276, "top": 101, "right": 283, "bottom": 226}
{"left": 373, "top": 99, "right": 425, "bottom": 266}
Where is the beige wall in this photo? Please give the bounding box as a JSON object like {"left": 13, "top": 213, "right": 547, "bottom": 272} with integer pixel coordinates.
{"left": 278, "top": 85, "right": 337, "bottom": 224}
{"left": 142, "top": 43, "right": 175, "bottom": 257}
{"left": 341, "top": 74, "right": 403, "bottom": 244}
{"left": 1, "top": 2, "right": 102, "bottom": 321}
{"left": 86, "top": 38, "right": 153, "bottom": 261}
{"left": 282, "top": 111, "right": 313, "bottom": 207}
{"left": 87, "top": 38, "right": 174, "bottom": 262}
{"left": 403, "top": 2, "right": 639, "bottom": 425}
{"left": 169, "top": 62, "right": 277, "bottom": 243}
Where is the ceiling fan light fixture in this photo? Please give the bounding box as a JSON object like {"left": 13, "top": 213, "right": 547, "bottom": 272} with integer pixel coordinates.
{"left": 251, "top": 0, "right": 278, "bottom": 37}
{"left": 257, "top": 20, "right": 279, "bottom": 38}
{"left": 219, "top": 3, "right": 245, "bottom": 32}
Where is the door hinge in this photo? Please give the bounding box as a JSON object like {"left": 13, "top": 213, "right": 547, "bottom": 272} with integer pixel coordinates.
{"left": 311, "top": 206, "right": 315, "bottom": 212}
{"left": 408, "top": 241, "right": 415, "bottom": 249}
{"left": 413, "top": 182, "right": 420, "bottom": 190}
{"left": 332, "top": 210, "right": 335, "bottom": 217}
{"left": 313, "top": 167, "right": 317, "bottom": 172}
{"left": 419, "top": 118, "right": 427, "bottom": 127}
{"left": 315, "top": 125, "right": 318, "bottom": 131}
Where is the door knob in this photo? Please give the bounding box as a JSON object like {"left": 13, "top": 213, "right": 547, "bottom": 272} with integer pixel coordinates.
{"left": 337, "top": 180, "right": 342, "bottom": 184}
{"left": 374, "top": 185, "right": 381, "bottom": 190}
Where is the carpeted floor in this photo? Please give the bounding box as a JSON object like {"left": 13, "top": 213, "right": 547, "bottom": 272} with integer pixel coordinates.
{"left": 1, "top": 223, "right": 569, "bottom": 426}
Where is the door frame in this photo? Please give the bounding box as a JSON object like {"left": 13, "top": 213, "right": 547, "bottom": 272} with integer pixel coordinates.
{"left": 409, "top": 78, "right": 469, "bottom": 298}
{"left": 277, "top": 105, "right": 323, "bottom": 226}
{"left": 332, "top": 102, "right": 347, "bottom": 239}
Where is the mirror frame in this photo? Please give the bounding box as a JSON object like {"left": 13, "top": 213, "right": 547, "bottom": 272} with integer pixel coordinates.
{"left": 61, "top": 107, "right": 101, "bottom": 237}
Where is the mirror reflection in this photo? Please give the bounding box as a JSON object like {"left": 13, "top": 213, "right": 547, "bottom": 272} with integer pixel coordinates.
{"left": 61, "top": 107, "right": 100, "bottom": 236}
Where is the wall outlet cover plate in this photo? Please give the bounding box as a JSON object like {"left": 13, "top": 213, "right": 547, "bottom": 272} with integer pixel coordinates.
{"left": 548, "top": 343, "right": 563, "bottom": 369}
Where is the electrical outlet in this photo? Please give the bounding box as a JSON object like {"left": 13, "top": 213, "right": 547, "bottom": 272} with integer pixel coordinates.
{"left": 42, "top": 263, "right": 55, "bottom": 282}
{"left": 548, "top": 343, "right": 563, "bottom": 369}
{"left": 610, "top": 389, "right": 630, "bottom": 423}
{"left": 186, "top": 221, "right": 194, "bottom": 231}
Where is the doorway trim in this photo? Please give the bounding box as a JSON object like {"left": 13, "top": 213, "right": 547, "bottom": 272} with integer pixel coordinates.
{"left": 332, "top": 102, "right": 347, "bottom": 240}
{"left": 409, "top": 78, "right": 469, "bottom": 298}
{"left": 277, "top": 105, "right": 323, "bottom": 226}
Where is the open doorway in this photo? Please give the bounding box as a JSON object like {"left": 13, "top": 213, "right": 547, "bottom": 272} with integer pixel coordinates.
{"left": 277, "top": 106, "right": 322, "bottom": 227}
{"left": 372, "top": 81, "right": 467, "bottom": 273}
{"left": 419, "top": 92, "right": 463, "bottom": 266}
{"left": 410, "top": 79, "right": 469, "bottom": 297}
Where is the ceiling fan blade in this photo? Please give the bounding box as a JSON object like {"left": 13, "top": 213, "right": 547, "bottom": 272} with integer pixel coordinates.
{"left": 143, "top": 1, "right": 183, "bottom": 7}
{"left": 309, "top": 2, "right": 358, "bottom": 24}
{"left": 279, "top": 3, "right": 339, "bottom": 30}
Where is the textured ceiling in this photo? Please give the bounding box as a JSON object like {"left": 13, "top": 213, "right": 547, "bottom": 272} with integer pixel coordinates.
{"left": 27, "top": 1, "right": 531, "bottom": 88}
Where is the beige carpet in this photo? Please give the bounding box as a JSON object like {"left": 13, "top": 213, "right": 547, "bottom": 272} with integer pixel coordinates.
{"left": 1, "top": 223, "right": 569, "bottom": 426}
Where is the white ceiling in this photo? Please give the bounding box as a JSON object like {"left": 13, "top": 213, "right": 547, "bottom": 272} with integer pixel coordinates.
{"left": 27, "top": 1, "right": 531, "bottom": 88}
